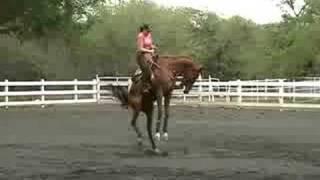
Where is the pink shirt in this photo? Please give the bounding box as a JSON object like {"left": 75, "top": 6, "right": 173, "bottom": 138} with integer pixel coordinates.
{"left": 137, "top": 32, "right": 153, "bottom": 49}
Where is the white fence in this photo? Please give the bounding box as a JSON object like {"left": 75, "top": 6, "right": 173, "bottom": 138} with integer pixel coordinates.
{"left": 1, "top": 75, "right": 320, "bottom": 109}
{"left": 0, "top": 79, "right": 99, "bottom": 107}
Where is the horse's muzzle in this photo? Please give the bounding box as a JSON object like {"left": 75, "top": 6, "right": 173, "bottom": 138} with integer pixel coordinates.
{"left": 183, "top": 90, "right": 189, "bottom": 94}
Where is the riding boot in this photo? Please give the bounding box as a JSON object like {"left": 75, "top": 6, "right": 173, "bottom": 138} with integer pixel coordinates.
{"left": 136, "top": 52, "right": 153, "bottom": 93}
{"left": 142, "top": 81, "right": 152, "bottom": 93}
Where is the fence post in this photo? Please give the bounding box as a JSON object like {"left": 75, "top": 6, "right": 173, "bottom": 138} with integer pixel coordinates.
{"left": 237, "top": 79, "right": 242, "bottom": 104}
{"left": 198, "top": 74, "right": 202, "bottom": 102}
{"left": 312, "top": 77, "right": 315, "bottom": 94}
{"left": 292, "top": 79, "right": 296, "bottom": 103}
{"left": 279, "top": 79, "right": 284, "bottom": 105}
{"left": 264, "top": 79, "right": 268, "bottom": 100}
{"left": 96, "top": 75, "right": 101, "bottom": 103}
{"left": 208, "top": 75, "right": 212, "bottom": 102}
{"left": 41, "top": 79, "right": 45, "bottom": 108}
{"left": 93, "top": 78, "right": 97, "bottom": 102}
{"left": 226, "top": 82, "right": 231, "bottom": 103}
{"left": 256, "top": 83, "right": 259, "bottom": 103}
{"left": 74, "top": 79, "right": 78, "bottom": 101}
{"left": 4, "top": 79, "right": 8, "bottom": 109}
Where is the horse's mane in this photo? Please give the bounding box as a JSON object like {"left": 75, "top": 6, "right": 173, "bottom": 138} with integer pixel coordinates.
{"left": 158, "top": 55, "right": 193, "bottom": 60}
{"left": 158, "top": 55, "right": 195, "bottom": 65}
{"left": 157, "top": 55, "right": 199, "bottom": 71}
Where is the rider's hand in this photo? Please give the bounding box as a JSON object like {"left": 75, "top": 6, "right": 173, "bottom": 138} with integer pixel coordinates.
{"left": 152, "top": 45, "right": 157, "bottom": 49}
{"left": 149, "top": 49, "right": 155, "bottom": 54}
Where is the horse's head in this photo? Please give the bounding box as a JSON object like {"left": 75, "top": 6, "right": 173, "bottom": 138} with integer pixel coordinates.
{"left": 159, "top": 55, "right": 204, "bottom": 94}
{"left": 182, "top": 65, "right": 203, "bottom": 94}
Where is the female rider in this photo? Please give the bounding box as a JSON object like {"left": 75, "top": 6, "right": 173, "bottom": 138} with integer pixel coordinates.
{"left": 136, "top": 24, "right": 157, "bottom": 93}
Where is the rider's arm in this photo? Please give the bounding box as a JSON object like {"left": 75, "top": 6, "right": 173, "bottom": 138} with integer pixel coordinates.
{"left": 137, "top": 35, "right": 153, "bottom": 53}
{"left": 151, "top": 44, "right": 157, "bottom": 49}
{"left": 149, "top": 33, "right": 157, "bottom": 49}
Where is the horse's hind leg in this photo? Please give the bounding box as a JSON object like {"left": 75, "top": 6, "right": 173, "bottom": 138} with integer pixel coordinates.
{"left": 155, "top": 90, "right": 163, "bottom": 141}
{"left": 131, "top": 111, "right": 143, "bottom": 145}
{"left": 146, "top": 107, "right": 160, "bottom": 152}
{"left": 162, "top": 94, "right": 171, "bottom": 141}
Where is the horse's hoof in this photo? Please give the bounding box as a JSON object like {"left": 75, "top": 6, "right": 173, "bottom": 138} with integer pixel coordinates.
{"left": 144, "top": 148, "right": 169, "bottom": 156}
{"left": 154, "top": 148, "right": 161, "bottom": 154}
{"left": 144, "top": 148, "right": 159, "bottom": 155}
{"left": 137, "top": 138, "right": 143, "bottom": 146}
{"left": 161, "top": 151, "right": 169, "bottom": 157}
{"left": 155, "top": 133, "right": 161, "bottom": 141}
{"left": 154, "top": 148, "right": 169, "bottom": 156}
{"left": 162, "top": 133, "right": 169, "bottom": 141}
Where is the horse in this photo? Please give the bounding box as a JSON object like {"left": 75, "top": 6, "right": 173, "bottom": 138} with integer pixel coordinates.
{"left": 111, "top": 55, "right": 203, "bottom": 154}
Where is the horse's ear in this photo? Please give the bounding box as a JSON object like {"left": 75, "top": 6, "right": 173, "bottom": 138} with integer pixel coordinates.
{"left": 198, "top": 65, "right": 204, "bottom": 72}
{"left": 198, "top": 65, "right": 206, "bottom": 76}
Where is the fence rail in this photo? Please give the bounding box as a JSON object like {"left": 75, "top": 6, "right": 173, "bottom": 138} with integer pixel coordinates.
{"left": 1, "top": 75, "right": 320, "bottom": 109}
{"left": 0, "top": 79, "right": 98, "bottom": 107}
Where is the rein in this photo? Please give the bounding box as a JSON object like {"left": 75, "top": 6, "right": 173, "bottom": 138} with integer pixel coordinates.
{"left": 149, "top": 56, "right": 175, "bottom": 80}
{"left": 150, "top": 48, "right": 175, "bottom": 80}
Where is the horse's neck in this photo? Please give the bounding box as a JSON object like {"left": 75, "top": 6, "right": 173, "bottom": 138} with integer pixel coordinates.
{"left": 168, "top": 60, "right": 192, "bottom": 76}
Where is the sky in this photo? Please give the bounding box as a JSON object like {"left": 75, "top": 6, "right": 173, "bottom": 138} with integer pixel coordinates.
{"left": 152, "top": 0, "right": 284, "bottom": 24}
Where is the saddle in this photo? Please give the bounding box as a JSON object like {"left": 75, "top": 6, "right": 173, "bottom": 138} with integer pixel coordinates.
{"left": 132, "top": 68, "right": 143, "bottom": 83}
{"left": 131, "top": 68, "right": 155, "bottom": 84}
{"left": 131, "top": 54, "right": 158, "bottom": 84}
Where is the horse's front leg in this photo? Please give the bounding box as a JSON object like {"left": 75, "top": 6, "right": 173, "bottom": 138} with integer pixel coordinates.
{"left": 146, "top": 104, "right": 160, "bottom": 153}
{"left": 131, "top": 110, "right": 143, "bottom": 146}
{"left": 162, "top": 93, "right": 171, "bottom": 141}
{"left": 155, "top": 89, "right": 163, "bottom": 141}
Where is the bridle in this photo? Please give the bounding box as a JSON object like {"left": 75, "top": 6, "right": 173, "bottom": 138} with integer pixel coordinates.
{"left": 148, "top": 49, "right": 175, "bottom": 81}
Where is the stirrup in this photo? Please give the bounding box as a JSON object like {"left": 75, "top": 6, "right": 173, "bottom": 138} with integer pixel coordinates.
{"left": 134, "top": 68, "right": 142, "bottom": 76}
{"left": 142, "top": 83, "right": 151, "bottom": 93}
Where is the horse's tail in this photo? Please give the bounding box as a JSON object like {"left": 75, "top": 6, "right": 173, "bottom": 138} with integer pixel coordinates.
{"left": 111, "top": 85, "right": 129, "bottom": 109}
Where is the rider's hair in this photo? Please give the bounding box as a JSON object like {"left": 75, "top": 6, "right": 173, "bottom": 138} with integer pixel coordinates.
{"left": 139, "top": 24, "right": 151, "bottom": 32}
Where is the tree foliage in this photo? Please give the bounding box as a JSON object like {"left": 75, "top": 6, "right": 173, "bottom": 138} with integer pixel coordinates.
{"left": 1, "top": 0, "right": 320, "bottom": 80}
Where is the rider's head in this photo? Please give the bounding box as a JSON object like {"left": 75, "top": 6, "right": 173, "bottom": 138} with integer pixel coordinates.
{"left": 139, "top": 24, "right": 151, "bottom": 35}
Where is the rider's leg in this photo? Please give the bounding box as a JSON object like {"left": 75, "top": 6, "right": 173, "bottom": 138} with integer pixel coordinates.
{"left": 137, "top": 52, "right": 153, "bottom": 92}
{"left": 144, "top": 53, "right": 154, "bottom": 79}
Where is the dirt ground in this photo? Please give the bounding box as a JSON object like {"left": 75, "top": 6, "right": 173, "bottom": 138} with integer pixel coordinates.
{"left": 0, "top": 104, "right": 320, "bottom": 180}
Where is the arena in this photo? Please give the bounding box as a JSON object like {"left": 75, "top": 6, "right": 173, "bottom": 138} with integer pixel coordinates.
{"left": 1, "top": 104, "right": 320, "bottom": 179}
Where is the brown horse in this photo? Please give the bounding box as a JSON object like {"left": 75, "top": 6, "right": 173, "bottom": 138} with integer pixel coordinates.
{"left": 111, "top": 55, "right": 202, "bottom": 153}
